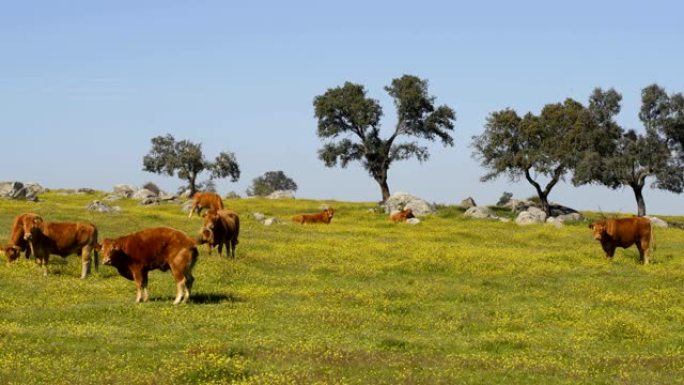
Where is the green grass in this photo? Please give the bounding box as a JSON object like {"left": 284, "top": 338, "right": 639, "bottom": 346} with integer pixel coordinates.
{"left": 1, "top": 191, "right": 684, "bottom": 384}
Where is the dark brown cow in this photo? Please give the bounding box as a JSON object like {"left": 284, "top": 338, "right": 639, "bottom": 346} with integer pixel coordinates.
{"left": 198, "top": 209, "right": 240, "bottom": 258}
{"left": 3, "top": 212, "right": 40, "bottom": 262}
{"left": 589, "top": 217, "right": 654, "bottom": 264}
{"left": 292, "top": 208, "right": 335, "bottom": 224}
{"left": 98, "top": 227, "right": 198, "bottom": 304}
{"left": 389, "top": 208, "right": 415, "bottom": 223}
{"left": 22, "top": 216, "right": 99, "bottom": 278}
{"left": 188, "top": 192, "right": 224, "bottom": 218}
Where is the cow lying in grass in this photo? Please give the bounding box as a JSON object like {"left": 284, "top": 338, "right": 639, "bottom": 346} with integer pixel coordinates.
{"left": 98, "top": 227, "right": 198, "bottom": 304}
{"left": 197, "top": 209, "right": 240, "bottom": 258}
{"left": 292, "top": 208, "right": 335, "bottom": 224}
{"left": 3, "top": 212, "right": 39, "bottom": 262}
{"left": 188, "top": 192, "right": 224, "bottom": 218}
{"left": 390, "top": 208, "right": 415, "bottom": 223}
{"left": 22, "top": 215, "right": 99, "bottom": 278}
{"left": 589, "top": 217, "right": 654, "bottom": 264}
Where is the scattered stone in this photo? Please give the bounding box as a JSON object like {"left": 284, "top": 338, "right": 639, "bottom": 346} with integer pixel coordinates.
{"left": 132, "top": 188, "right": 157, "bottom": 200}
{"left": 556, "top": 212, "right": 583, "bottom": 222}
{"left": 459, "top": 197, "right": 477, "bottom": 209}
{"left": 252, "top": 212, "right": 266, "bottom": 222}
{"left": 382, "top": 192, "right": 435, "bottom": 216}
{"left": 181, "top": 201, "right": 194, "bottom": 213}
{"left": 263, "top": 217, "right": 280, "bottom": 226}
{"left": 0, "top": 181, "right": 40, "bottom": 201}
{"left": 406, "top": 218, "right": 421, "bottom": 225}
{"left": 464, "top": 206, "right": 498, "bottom": 219}
{"left": 104, "top": 194, "right": 122, "bottom": 201}
{"left": 113, "top": 184, "right": 137, "bottom": 198}
{"left": 267, "top": 190, "right": 295, "bottom": 199}
{"left": 516, "top": 211, "right": 545, "bottom": 225}
{"left": 499, "top": 217, "right": 512, "bottom": 223}
{"left": 86, "top": 200, "right": 121, "bottom": 213}
{"left": 140, "top": 197, "right": 160, "bottom": 205}
{"left": 503, "top": 199, "right": 533, "bottom": 213}
{"left": 546, "top": 217, "right": 564, "bottom": 229}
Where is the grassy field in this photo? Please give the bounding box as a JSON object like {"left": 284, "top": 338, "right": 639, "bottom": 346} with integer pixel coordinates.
{"left": 1, "top": 192, "right": 684, "bottom": 384}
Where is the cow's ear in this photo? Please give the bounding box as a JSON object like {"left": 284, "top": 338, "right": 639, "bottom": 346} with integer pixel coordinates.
{"left": 33, "top": 217, "right": 40, "bottom": 224}
{"left": 588, "top": 223, "right": 593, "bottom": 229}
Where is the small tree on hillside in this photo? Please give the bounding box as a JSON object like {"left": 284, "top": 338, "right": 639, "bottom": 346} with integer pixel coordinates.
{"left": 314, "top": 75, "right": 456, "bottom": 202}
{"left": 246, "top": 171, "right": 298, "bottom": 197}
{"left": 472, "top": 98, "right": 592, "bottom": 216}
{"left": 573, "top": 85, "right": 684, "bottom": 216}
{"left": 142, "top": 134, "right": 240, "bottom": 197}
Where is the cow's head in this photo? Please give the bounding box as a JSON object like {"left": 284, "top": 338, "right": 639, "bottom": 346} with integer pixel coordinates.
{"left": 197, "top": 227, "right": 214, "bottom": 245}
{"left": 3, "top": 245, "right": 22, "bottom": 262}
{"left": 98, "top": 239, "right": 122, "bottom": 266}
{"left": 325, "top": 208, "right": 335, "bottom": 220}
{"left": 589, "top": 221, "right": 607, "bottom": 241}
{"left": 403, "top": 208, "right": 414, "bottom": 219}
{"left": 22, "top": 215, "right": 43, "bottom": 241}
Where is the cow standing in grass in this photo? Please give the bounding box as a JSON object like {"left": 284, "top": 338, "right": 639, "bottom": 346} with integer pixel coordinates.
{"left": 98, "top": 227, "right": 198, "bottom": 304}
{"left": 198, "top": 209, "right": 240, "bottom": 258}
{"left": 589, "top": 217, "right": 654, "bottom": 264}
{"left": 3, "top": 212, "right": 40, "bottom": 262}
{"left": 292, "top": 208, "right": 335, "bottom": 224}
{"left": 22, "top": 215, "right": 99, "bottom": 278}
{"left": 188, "top": 192, "right": 224, "bottom": 218}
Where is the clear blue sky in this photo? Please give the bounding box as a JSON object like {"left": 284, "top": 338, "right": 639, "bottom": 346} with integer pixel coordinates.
{"left": 2, "top": 1, "right": 683, "bottom": 214}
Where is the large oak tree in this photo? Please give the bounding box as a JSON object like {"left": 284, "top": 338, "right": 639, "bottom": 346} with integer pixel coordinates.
{"left": 313, "top": 75, "right": 456, "bottom": 202}
{"left": 142, "top": 134, "right": 240, "bottom": 197}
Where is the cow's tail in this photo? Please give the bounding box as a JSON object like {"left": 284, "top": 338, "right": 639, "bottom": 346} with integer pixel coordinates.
{"left": 649, "top": 218, "right": 656, "bottom": 256}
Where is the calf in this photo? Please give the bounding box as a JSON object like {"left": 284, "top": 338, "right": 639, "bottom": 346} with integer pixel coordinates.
{"left": 98, "top": 227, "right": 198, "bottom": 304}
{"left": 390, "top": 208, "right": 415, "bottom": 223}
{"left": 198, "top": 209, "right": 240, "bottom": 258}
{"left": 23, "top": 216, "right": 98, "bottom": 278}
{"left": 589, "top": 217, "right": 654, "bottom": 264}
{"left": 292, "top": 208, "right": 335, "bottom": 224}
{"left": 188, "top": 192, "right": 224, "bottom": 218}
{"left": 3, "top": 212, "right": 40, "bottom": 262}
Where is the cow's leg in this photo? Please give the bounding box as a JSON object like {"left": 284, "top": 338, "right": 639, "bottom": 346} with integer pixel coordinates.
{"left": 80, "top": 246, "right": 92, "bottom": 279}
{"left": 217, "top": 241, "right": 224, "bottom": 257}
{"left": 171, "top": 250, "right": 193, "bottom": 304}
{"left": 231, "top": 237, "right": 237, "bottom": 258}
{"left": 132, "top": 268, "right": 144, "bottom": 303}
{"left": 206, "top": 242, "right": 213, "bottom": 255}
{"left": 601, "top": 243, "right": 615, "bottom": 259}
{"left": 637, "top": 241, "right": 650, "bottom": 265}
{"left": 188, "top": 204, "right": 196, "bottom": 218}
{"left": 141, "top": 270, "right": 149, "bottom": 302}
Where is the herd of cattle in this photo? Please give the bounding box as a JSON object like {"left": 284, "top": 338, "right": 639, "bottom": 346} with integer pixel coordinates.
{"left": 1, "top": 192, "right": 657, "bottom": 304}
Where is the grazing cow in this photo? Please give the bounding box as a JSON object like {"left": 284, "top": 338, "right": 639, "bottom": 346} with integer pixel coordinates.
{"left": 292, "top": 207, "right": 335, "bottom": 224}
{"left": 98, "top": 227, "right": 198, "bottom": 304}
{"left": 3, "top": 212, "right": 40, "bottom": 262}
{"left": 22, "top": 216, "right": 99, "bottom": 278}
{"left": 198, "top": 209, "right": 240, "bottom": 258}
{"left": 390, "top": 208, "right": 415, "bottom": 223}
{"left": 589, "top": 217, "right": 654, "bottom": 264}
{"left": 188, "top": 192, "right": 224, "bottom": 218}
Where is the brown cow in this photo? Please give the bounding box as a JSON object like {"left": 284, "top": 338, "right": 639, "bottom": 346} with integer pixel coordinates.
{"left": 98, "top": 227, "right": 198, "bottom": 304}
{"left": 188, "top": 192, "right": 224, "bottom": 218}
{"left": 3, "top": 212, "right": 40, "bottom": 262}
{"left": 292, "top": 207, "right": 335, "bottom": 224}
{"left": 390, "top": 208, "right": 415, "bottom": 223}
{"left": 589, "top": 217, "right": 654, "bottom": 264}
{"left": 198, "top": 209, "right": 240, "bottom": 258}
{"left": 22, "top": 216, "right": 99, "bottom": 278}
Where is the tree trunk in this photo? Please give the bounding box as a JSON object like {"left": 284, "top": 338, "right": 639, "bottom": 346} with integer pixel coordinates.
{"left": 539, "top": 193, "right": 551, "bottom": 217}
{"left": 188, "top": 173, "right": 198, "bottom": 197}
{"left": 631, "top": 183, "right": 646, "bottom": 216}
{"left": 377, "top": 178, "right": 391, "bottom": 203}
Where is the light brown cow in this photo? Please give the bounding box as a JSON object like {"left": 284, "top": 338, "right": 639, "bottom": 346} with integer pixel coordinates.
{"left": 589, "top": 217, "right": 654, "bottom": 264}
{"left": 389, "top": 208, "right": 415, "bottom": 223}
{"left": 22, "top": 216, "right": 99, "bottom": 278}
{"left": 198, "top": 209, "right": 240, "bottom": 258}
{"left": 98, "top": 227, "right": 198, "bottom": 304}
{"left": 292, "top": 207, "right": 335, "bottom": 224}
{"left": 188, "top": 192, "right": 224, "bottom": 218}
{"left": 3, "top": 212, "right": 40, "bottom": 262}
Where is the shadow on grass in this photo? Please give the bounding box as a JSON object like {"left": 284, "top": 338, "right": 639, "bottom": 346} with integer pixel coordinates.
{"left": 148, "top": 292, "right": 243, "bottom": 304}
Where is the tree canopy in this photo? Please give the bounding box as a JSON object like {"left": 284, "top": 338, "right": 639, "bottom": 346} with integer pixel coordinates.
{"left": 472, "top": 98, "right": 592, "bottom": 216}
{"left": 142, "top": 134, "right": 240, "bottom": 197}
{"left": 314, "top": 74, "right": 456, "bottom": 202}
{"left": 573, "top": 85, "right": 684, "bottom": 215}
{"left": 246, "top": 170, "right": 298, "bottom": 197}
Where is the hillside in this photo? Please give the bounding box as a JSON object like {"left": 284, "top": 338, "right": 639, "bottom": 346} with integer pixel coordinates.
{"left": 1, "top": 192, "right": 684, "bottom": 384}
